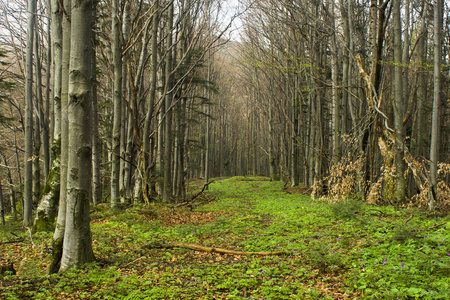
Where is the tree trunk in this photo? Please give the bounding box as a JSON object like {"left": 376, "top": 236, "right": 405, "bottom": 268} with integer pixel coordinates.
{"left": 1, "top": 154, "right": 17, "bottom": 221}
{"left": 0, "top": 180, "right": 5, "bottom": 225}
{"left": 415, "top": 2, "right": 428, "bottom": 158}
{"left": 393, "top": 0, "right": 406, "bottom": 204}
{"left": 59, "top": 0, "right": 95, "bottom": 272}
{"left": 429, "top": 0, "right": 443, "bottom": 210}
{"left": 50, "top": 0, "right": 71, "bottom": 274}
{"left": 24, "top": 0, "right": 37, "bottom": 227}
{"left": 162, "top": 2, "right": 174, "bottom": 203}
{"left": 330, "top": 0, "right": 340, "bottom": 165}
{"left": 92, "top": 9, "right": 101, "bottom": 206}
{"left": 110, "top": 0, "right": 122, "bottom": 208}
{"left": 33, "top": 31, "right": 43, "bottom": 208}
{"left": 44, "top": 2, "right": 51, "bottom": 179}
{"left": 51, "top": 0, "right": 62, "bottom": 143}
{"left": 142, "top": 0, "right": 159, "bottom": 203}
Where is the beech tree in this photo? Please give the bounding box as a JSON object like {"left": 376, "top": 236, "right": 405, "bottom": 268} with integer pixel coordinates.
{"left": 59, "top": 0, "right": 95, "bottom": 272}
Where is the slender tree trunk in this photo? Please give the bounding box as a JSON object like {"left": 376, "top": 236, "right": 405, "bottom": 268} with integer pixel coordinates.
{"left": 24, "top": 0, "right": 37, "bottom": 227}
{"left": 51, "top": 0, "right": 62, "bottom": 143}
{"left": 330, "top": 0, "right": 340, "bottom": 165}
{"left": 119, "top": 2, "right": 130, "bottom": 203}
{"left": 1, "top": 154, "right": 17, "bottom": 220}
{"left": 268, "top": 101, "right": 276, "bottom": 181}
{"left": 50, "top": 0, "right": 71, "bottom": 274}
{"left": 59, "top": 0, "right": 94, "bottom": 272}
{"left": 0, "top": 180, "right": 5, "bottom": 225}
{"left": 33, "top": 31, "right": 43, "bottom": 208}
{"left": 393, "top": 0, "right": 406, "bottom": 204}
{"left": 204, "top": 55, "right": 211, "bottom": 186}
{"left": 110, "top": 0, "right": 122, "bottom": 208}
{"left": 92, "top": 13, "right": 101, "bottom": 206}
{"left": 416, "top": 2, "right": 428, "bottom": 158}
{"left": 162, "top": 2, "right": 174, "bottom": 203}
{"left": 429, "top": 0, "right": 443, "bottom": 210}
{"left": 44, "top": 2, "right": 51, "bottom": 179}
{"left": 143, "top": 0, "right": 159, "bottom": 203}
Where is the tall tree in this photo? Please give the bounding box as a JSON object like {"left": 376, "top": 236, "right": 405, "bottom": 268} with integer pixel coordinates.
{"left": 59, "top": 0, "right": 94, "bottom": 272}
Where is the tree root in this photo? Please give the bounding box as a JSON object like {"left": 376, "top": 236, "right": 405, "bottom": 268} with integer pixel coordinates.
{"left": 143, "top": 242, "right": 291, "bottom": 256}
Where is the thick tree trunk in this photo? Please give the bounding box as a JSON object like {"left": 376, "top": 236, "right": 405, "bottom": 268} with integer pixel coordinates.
{"left": 59, "top": 0, "right": 95, "bottom": 272}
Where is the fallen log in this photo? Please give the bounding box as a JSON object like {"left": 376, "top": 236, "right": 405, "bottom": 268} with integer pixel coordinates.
{"left": 144, "top": 241, "right": 291, "bottom": 256}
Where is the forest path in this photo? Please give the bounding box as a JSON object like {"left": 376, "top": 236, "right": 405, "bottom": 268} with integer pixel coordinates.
{"left": 1, "top": 177, "right": 449, "bottom": 299}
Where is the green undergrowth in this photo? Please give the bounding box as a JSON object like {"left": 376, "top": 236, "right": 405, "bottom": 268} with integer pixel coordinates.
{"left": 1, "top": 176, "right": 449, "bottom": 299}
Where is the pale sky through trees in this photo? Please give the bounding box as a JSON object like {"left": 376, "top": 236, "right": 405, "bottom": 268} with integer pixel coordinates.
{"left": 220, "top": 0, "right": 244, "bottom": 41}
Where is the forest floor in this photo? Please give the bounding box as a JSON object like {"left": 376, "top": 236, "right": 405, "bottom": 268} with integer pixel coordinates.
{"left": 1, "top": 177, "right": 449, "bottom": 299}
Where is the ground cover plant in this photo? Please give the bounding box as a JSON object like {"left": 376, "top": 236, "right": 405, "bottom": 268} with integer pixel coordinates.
{"left": 1, "top": 177, "right": 449, "bottom": 299}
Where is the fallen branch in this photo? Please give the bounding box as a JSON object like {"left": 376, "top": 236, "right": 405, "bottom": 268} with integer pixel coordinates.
{"left": 174, "top": 180, "right": 215, "bottom": 208}
{"left": 420, "top": 222, "right": 446, "bottom": 232}
{"left": 0, "top": 238, "right": 25, "bottom": 245}
{"left": 404, "top": 214, "right": 414, "bottom": 224}
{"left": 144, "top": 242, "right": 291, "bottom": 256}
{"left": 240, "top": 216, "right": 259, "bottom": 221}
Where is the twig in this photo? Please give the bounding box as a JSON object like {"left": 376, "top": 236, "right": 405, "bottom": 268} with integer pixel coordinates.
{"left": 174, "top": 180, "right": 215, "bottom": 208}
{"left": 24, "top": 226, "right": 35, "bottom": 248}
{"left": 404, "top": 214, "right": 414, "bottom": 224}
{"left": 121, "top": 256, "right": 146, "bottom": 268}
